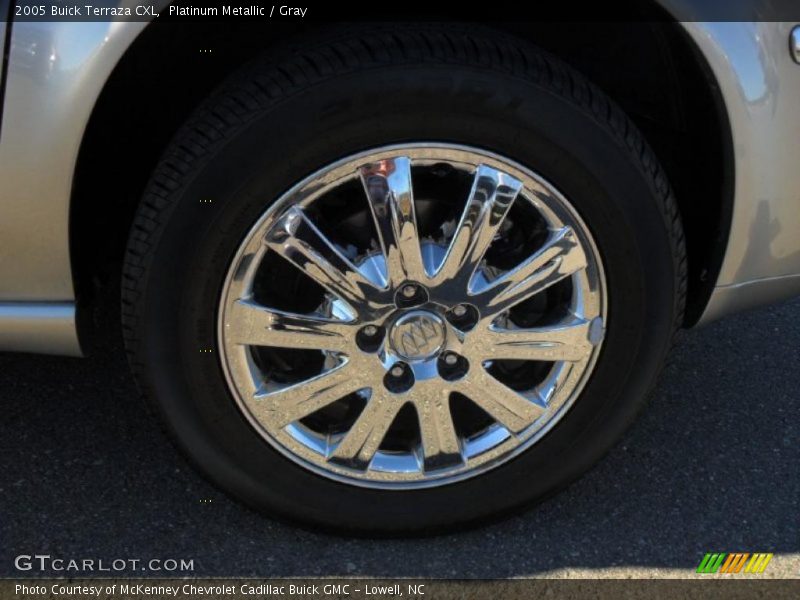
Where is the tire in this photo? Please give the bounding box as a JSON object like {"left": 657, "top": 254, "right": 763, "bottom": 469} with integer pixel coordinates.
{"left": 122, "top": 26, "right": 686, "bottom": 533}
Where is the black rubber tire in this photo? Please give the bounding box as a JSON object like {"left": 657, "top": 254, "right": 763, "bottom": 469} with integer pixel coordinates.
{"left": 122, "top": 26, "right": 686, "bottom": 534}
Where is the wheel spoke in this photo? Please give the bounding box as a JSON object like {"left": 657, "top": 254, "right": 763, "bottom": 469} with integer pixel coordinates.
{"left": 359, "top": 157, "right": 426, "bottom": 284}
{"left": 480, "top": 319, "right": 594, "bottom": 362}
{"left": 252, "top": 364, "right": 363, "bottom": 427}
{"left": 265, "top": 206, "right": 386, "bottom": 316}
{"left": 226, "top": 299, "right": 354, "bottom": 352}
{"left": 329, "top": 389, "right": 406, "bottom": 469}
{"left": 456, "top": 370, "right": 543, "bottom": 434}
{"left": 413, "top": 387, "right": 462, "bottom": 470}
{"left": 432, "top": 165, "right": 523, "bottom": 287}
{"left": 473, "top": 227, "right": 587, "bottom": 315}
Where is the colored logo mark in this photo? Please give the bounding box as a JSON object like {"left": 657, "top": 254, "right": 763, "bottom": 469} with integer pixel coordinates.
{"left": 697, "top": 552, "right": 773, "bottom": 574}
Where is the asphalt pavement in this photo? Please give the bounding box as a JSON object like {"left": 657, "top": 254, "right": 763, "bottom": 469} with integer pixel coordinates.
{"left": 1, "top": 297, "right": 798, "bottom": 578}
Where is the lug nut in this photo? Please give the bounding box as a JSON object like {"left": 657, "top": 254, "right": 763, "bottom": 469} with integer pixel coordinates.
{"left": 446, "top": 303, "right": 478, "bottom": 331}
{"left": 438, "top": 352, "right": 469, "bottom": 381}
{"left": 395, "top": 282, "right": 428, "bottom": 308}
{"left": 384, "top": 361, "right": 414, "bottom": 393}
{"left": 401, "top": 284, "right": 417, "bottom": 298}
{"left": 356, "top": 325, "right": 384, "bottom": 353}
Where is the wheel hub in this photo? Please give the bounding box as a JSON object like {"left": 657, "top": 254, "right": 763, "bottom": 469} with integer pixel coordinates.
{"left": 388, "top": 309, "right": 445, "bottom": 361}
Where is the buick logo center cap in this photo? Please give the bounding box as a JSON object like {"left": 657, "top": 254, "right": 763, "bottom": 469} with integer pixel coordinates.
{"left": 389, "top": 311, "right": 446, "bottom": 360}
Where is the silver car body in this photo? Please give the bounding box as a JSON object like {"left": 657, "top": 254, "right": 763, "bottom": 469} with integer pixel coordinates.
{"left": 1, "top": 12, "right": 799, "bottom": 356}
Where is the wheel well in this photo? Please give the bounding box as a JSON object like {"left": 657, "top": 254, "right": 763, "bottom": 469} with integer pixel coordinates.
{"left": 505, "top": 20, "right": 733, "bottom": 326}
{"left": 70, "top": 17, "right": 731, "bottom": 350}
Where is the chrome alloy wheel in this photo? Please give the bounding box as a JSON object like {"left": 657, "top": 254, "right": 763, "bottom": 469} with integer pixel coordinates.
{"left": 218, "top": 144, "right": 606, "bottom": 488}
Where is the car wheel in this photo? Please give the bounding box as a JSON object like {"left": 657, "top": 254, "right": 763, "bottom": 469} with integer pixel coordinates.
{"left": 122, "top": 26, "right": 686, "bottom": 532}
